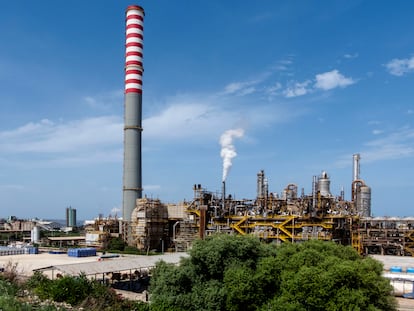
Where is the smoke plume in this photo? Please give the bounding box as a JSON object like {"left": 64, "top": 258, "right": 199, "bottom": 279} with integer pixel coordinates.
{"left": 220, "top": 128, "right": 244, "bottom": 181}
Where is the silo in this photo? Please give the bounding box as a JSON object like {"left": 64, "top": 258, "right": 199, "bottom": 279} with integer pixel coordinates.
{"left": 123, "top": 5, "right": 145, "bottom": 221}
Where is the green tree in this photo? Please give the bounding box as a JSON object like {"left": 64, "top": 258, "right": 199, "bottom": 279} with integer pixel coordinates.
{"left": 108, "top": 237, "right": 126, "bottom": 251}
{"left": 262, "top": 240, "right": 397, "bottom": 311}
{"left": 224, "top": 264, "right": 261, "bottom": 311}
{"left": 149, "top": 235, "right": 397, "bottom": 311}
{"left": 150, "top": 234, "right": 270, "bottom": 311}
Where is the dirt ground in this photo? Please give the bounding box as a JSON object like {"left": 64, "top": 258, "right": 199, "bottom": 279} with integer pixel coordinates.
{"left": 397, "top": 297, "right": 414, "bottom": 311}
{"left": 115, "top": 289, "right": 148, "bottom": 302}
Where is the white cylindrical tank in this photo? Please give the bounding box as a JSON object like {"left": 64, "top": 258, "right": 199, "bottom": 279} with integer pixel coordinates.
{"left": 356, "top": 186, "right": 371, "bottom": 217}
{"left": 31, "top": 226, "right": 40, "bottom": 244}
{"left": 318, "top": 171, "right": 331, "bottom": 197}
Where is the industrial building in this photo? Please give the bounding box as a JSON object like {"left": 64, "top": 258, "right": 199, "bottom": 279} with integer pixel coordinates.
{"left": 117, "top": 147, "right": 414, "bottom": 257}
{"left": 66, "top": 206, "right": 77, "bottom": 228}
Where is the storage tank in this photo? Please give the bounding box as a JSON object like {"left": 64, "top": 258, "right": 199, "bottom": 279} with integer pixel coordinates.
{"left": 318, "top": 171, "right": 331, "bottom": 197}
{"left": 356, "top": 185, "right": 371, "bottom": 217}
{"left": 31, "top": 226, "right": 40, "bottom": 244}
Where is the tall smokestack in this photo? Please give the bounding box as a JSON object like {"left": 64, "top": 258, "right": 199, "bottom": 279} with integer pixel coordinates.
{"left": 122, "top": 5, "right": 144, "bottom": 221}
{"left": 222, "top": 181, "right": 226, "bottom": 209}
{"left": 353, "top": 153, "right": 360, "bottom": 182}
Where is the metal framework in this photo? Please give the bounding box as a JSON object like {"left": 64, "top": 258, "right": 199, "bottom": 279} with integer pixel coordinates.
{"left": 180, "top": 183, "right": 414, "bottom": 256}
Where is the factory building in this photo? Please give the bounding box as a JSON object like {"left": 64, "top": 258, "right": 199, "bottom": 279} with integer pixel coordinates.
{"left": 65, "top": 206, "right": 77, "bottom": 228}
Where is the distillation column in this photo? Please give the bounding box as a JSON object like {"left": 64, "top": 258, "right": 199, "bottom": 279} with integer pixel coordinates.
{"left": 353, "top": 153, "right": 360, "bottom": 182}
{"left": 122, "top": 5, "right": 145, "bottom": 222}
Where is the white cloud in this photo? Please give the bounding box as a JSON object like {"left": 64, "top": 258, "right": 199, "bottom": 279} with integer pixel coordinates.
{"left": 265, "top": 82, "right": 282, "bottom": 96}
{"left": 280, "top": 70, "right": 355, "bottom": 98}
{"left": 335, "top": 127, "right": 414, "bottom": 168}
{"left": 343, "top": 53, "right": 358, "bottom": 59}
{"left": 240, "top": 87, "right": 256, "bottom": 96}
{"left": 273, "top": 59, "right": 293, "bottom": 71}
{"left": 223, "top": 82, "right": 244, "bottom": 94}
{"left": 82, "top": 90, "right": 123, "bottom": 111}
{"left": 222, "top": 70, "right": 275, "bottom": 96}
{"left": 0, "top": 116, "right": 122, "bottom": 154}
{"left": 314, "top": 70, "right": 355, "bottom": 90}
{"left": 385, "top": 55, "right": 414, "bottom": 76}
{"left": 143, "top": 93, "right": 277, "bottom": 142}
{"left": 144, "top": 101, "right": 226, "bottom": 140}
{"left": 223, "top": 80, "right": 258, "bottom": 95}
{"left": 0, "top": 116, "right": 124, "bottom": 168}
{"left": 143, "top": 88, "right": 304, "bottom": 144}
{"left": 283, "top": 80, "right": 311, "bottom": 98}
{"left": 372, "top": 129, "right": 383, "bottom": 135}
{"left": 362, "top": 127, "right": 414, "bottom": 162}
{"left": 0, "top": 75, "right": 307, "bottom": 169}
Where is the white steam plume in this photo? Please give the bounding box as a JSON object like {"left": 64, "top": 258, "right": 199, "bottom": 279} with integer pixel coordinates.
{"left": 220, "top": 128, "right": 244, "bottom": 181}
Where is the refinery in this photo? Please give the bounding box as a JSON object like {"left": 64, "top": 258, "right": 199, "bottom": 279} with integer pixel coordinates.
{"left": 1, "top": 5, "right": 413, "bottom": 261}
{"left": 118, "top": 152, "right": 414, "bottom": 257}
{"left": 1, "top": 5, "right": 414, "bottom": 307}
{"left": 116, "top": 5, "right": 414, "bottom": 258}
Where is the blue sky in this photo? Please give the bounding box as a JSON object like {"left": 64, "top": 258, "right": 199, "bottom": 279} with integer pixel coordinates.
{"left": 0, "top": 1, "right": 414, "bottom": 220}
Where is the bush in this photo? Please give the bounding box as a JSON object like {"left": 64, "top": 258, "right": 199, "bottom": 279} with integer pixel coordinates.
{"left": 27, "top": 271, "right": 148, "bottom": 310}
{"left": 0, "top": 277, "right": 63, "bottom": 310}
{"left": 49, "top": 274, "right": 92, "bottom": 305}
{"left": 108, "top": 237, "right": 126, "bottom": 252}
{"left": 26, "top": 271, "right": 53, "bottom": 300}
{"left": 0, "top": 260, "right": 20, "bottom": 283}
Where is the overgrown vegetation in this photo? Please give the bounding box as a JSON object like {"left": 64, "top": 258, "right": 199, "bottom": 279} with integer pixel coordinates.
{"left": 0, "top": 261, "right": 60, "bottom": 311}
{"left": 106, "top": 237, "right": 157, "bottom": 255}
{"left": 108, "top": 237, "right": 127, "bottom": 251}
{"left": 24, "top": 271, "right": 148, "bottom": 310}
{"left": 0, "top": 236, "right": 398, "bottom": 310}
{"left": 0, "top": 262, "right": 149, "bottom": 311}
{"left": 149, "top": 235, "right": 397, "bottom": 311}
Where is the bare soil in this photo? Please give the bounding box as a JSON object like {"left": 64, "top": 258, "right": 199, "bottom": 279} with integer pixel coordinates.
{"left": 397, "top": 297, "right": 414, "bottom": 311}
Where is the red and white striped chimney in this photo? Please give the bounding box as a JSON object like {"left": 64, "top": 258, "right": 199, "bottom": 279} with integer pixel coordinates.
{"left": 123, "top": 5, "right": 145, "bottom": 223}
{"left": 125, "top": 5, "right": 144, "bottom": 94}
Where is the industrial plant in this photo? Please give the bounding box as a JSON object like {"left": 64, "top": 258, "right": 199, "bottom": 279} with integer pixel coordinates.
{"left": 111, "top": 4, "right": 414, "bottom": 258}
{"left": 117, "top": 152, "right": 414, "bottom": 257}
{"left": 1, "top": 5, "right": 413, "bottom": 260}
{"left": 1, "top": 5, "right": 414, "bottom": 309}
